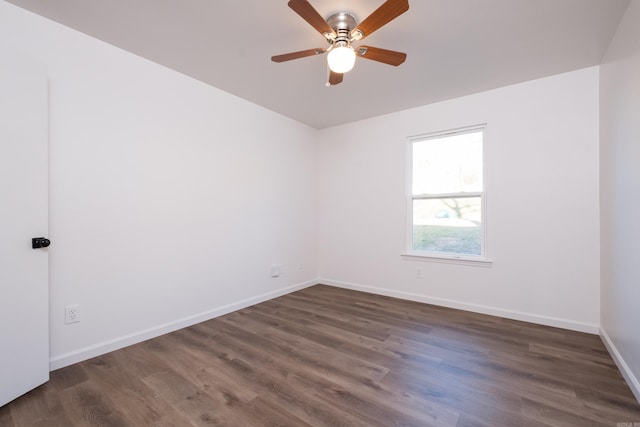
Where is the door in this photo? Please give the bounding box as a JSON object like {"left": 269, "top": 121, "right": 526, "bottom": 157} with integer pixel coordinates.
{"left": 0, "top": 43, "right": 49, "bottom": 407}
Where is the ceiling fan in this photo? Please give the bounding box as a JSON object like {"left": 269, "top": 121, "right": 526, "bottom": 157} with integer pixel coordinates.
{"left": 272, "top": 0, "right": 409, "bottom": 86}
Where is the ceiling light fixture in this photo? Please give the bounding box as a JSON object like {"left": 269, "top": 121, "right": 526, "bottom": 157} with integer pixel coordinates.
{"left": 327, "top": 43, "right": 356, "bottom": 73}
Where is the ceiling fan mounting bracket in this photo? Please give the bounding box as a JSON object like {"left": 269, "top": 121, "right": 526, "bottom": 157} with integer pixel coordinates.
{"left": 326, "top": 12, "right": 357, "bottom": 33}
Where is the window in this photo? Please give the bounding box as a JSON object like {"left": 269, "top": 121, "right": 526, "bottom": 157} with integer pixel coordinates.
{"left": 406, "top": 125, "right": 487, "bottom": 261}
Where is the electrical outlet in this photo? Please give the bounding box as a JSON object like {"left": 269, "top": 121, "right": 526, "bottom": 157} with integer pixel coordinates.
{"left": 65, "top": 304, "right": 79, "bottom": 324}
{"left": 416, "top": 267, "right": 424, "bottom": 278}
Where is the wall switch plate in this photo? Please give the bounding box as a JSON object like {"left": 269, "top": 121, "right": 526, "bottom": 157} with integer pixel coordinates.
{"left": 65, "top": 304, "right": 79, "bottom": 324}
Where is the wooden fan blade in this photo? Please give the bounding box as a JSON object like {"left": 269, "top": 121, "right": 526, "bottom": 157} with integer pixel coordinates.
{"left": 352, "top": 0, "right": 409, "bottom": 40}
{"left": 271, "top": 48, "right": 326, "bottom": 63}
{"left": 328, "top": 71, "right": 344, "bottom": 85}
{"left": 288, "top": 0, "right": 335, "bottom": 36}
{"left": 356, "top": 46, "right": 407, "bottom": 66}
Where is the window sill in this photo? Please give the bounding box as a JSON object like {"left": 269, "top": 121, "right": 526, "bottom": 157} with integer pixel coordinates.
{"left": 401, "top": 252, "right": 493, "bottom": 267}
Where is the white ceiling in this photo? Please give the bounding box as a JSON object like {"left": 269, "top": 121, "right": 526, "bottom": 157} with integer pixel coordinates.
{"left": 6, "top": 0, "right": 630, "bottom": 129}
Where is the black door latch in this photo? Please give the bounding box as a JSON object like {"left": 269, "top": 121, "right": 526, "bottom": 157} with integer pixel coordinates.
{"left": 32, "top": 237, "right": 51, "bottom": 249}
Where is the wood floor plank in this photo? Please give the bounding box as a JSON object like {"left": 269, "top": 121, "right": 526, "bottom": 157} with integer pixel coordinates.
{"left": 261, "top": 296, "right": 393, "bottom": 341}
{"left": 260, "top": 325, "right": 390, "bottom": 382}
{"left": 218, "top": 310, "right": 271, "bottom": 335}
{"left": 0, "top": 403, "right": 14, "bottom": 427}
{"left": 381, "top": 364, "right": 524, "bottom": 426}
{"left": 148, "top": 331, "right": 259, "bottom": 404}
{"left": 58, "top": 380, "right": 132, "bottom": 426}
{"left": 239, "top": 302, "right": 402, "bottom": 368}
{"left": 3, "top": 284, "right": 640, "bottom": 426}
{"left": 189, "top": 322, "right": 375, "bottom": 426}
{"left": 154, "top": 319, "right": 367, "bottom": 426}
{"left": 142, "top": 368, "right": 262, "bottom": 426}
{"left": 521, "top": 397, "right": 611, "bottom": 427}
{"left": 576, "top": 387, "right": 640, "bottom": 415}
{"left": 208, "top": 314, "right": 386, "bottom": 390}
{"left": 4, "top": 381, "right": 75, "bottom": 427}
{"left": 81, "top": 353, "right": 166, "bottom": 425}
{"left": 48, "top": 363, "right": 89, "bottom": 390}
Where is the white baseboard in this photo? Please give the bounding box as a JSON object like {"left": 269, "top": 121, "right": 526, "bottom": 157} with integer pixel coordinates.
{"left": 49, "top": 277, "right": 604, "bottom": 371}
{"left": 49, "top": 280, "right": 317, "bottom": 371}
{"left": 600, "top": 328, "right": 640, "bottom": 403}
{"left": 319, "top": 278, "right": 600, "bottom": 334}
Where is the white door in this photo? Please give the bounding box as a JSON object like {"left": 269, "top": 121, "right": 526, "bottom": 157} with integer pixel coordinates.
{"left": 0, "top": 43, "right": 49, "bottom": 407}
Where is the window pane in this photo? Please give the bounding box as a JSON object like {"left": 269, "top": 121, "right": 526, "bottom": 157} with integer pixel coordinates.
{"left": 412, "top": 130, "right": 483, "bottom": 195}
{"left": 412, "top": 197, "right": 481, "bottom": 255}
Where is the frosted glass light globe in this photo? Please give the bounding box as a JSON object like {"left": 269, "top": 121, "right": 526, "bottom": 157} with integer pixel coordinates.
{"left": 327, "top": 46, "right": 356, "bottom": 73}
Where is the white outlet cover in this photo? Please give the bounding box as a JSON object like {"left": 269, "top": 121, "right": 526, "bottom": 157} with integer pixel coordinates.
{"left": 65, "top": 304, "right": 79, "bottom": 324}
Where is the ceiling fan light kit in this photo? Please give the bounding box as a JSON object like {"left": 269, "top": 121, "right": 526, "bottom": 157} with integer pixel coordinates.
{"left": 272, "top": 0, "right": 409, "bottom": 86}
{"left": 327, "top": 46, "right": 356, "bottom": 73}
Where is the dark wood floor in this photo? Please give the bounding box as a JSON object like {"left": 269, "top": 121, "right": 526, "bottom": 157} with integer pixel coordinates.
{"left": 2, "top": 285, "right": 639, "bottom": 426}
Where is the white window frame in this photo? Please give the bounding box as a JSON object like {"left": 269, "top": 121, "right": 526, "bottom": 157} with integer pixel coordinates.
{"left": 402, "top": 124, "right": 492, "bottom": 266}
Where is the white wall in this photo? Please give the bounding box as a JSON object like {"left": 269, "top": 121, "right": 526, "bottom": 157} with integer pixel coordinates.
{"left": 318, "top": 67, "right": 601, "bottom": 332}
{"left": 600, "top": 0, "right": 640, "bottom": 400}
{"left": 0, "top": 1, "right": 318, "bottom": 369}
